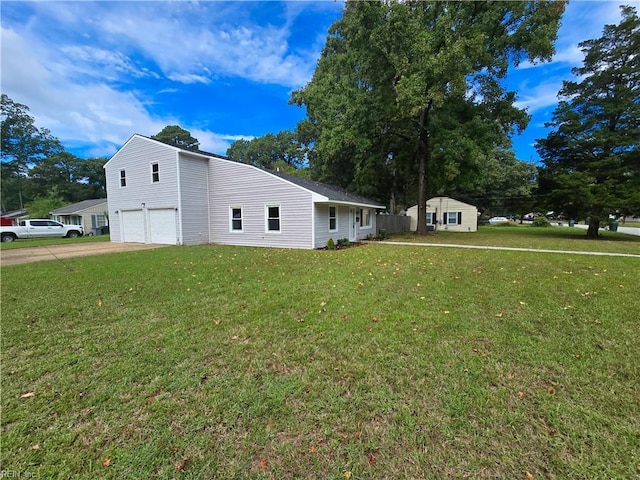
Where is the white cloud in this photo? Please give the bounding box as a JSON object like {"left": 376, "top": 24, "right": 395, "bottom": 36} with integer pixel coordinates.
{"left": 514, "top": 77, "right": 564, "bottom": 113}
{"left": 1, "top": 1, "right": 327, "bottom": 158}
{"left": 1, "top": 1, "right": 333, "bottom": 146}
{"left": 191, "top": 130, "right": 255, "bottom": 156}
{"left": 59, "top": 46, "right": 159, "bottom": 80}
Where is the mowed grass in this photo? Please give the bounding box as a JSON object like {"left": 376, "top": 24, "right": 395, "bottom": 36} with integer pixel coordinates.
{"left": 1, "top": 243, "right": 639, "bottom": 479}
{"left": 0, "top": 234, "right": 110, "bottom": 250}
{"left": 389, "top": 225, "right": 640, "bottom": 255}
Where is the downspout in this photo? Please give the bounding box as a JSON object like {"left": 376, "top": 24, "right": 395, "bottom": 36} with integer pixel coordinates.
{"left": 175, "top": 151, "right": 183, "bottom": 245}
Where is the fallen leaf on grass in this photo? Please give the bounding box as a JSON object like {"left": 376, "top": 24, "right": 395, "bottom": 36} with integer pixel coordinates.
{"left": 102, "top": 457, "right": 111, "bottom": 467}
{"left": 518, "top": 391, "right": 525, "bottom": 398}
{"left": 308, "top": 446, "right": 317, "bottom": 454}
{"left": 547, "top": 386, "right": 556, "bottom": 394}
{"left": 342, "top": 471, "right": 352, "bottom": 479}
{"left": 525, "top": 472, "right": 534, "bottom": 479}
{"left": 31, "top": 444, "right": 40, "bottom": 450}
{"left": 496, "top": 311, "right": 503, "bottom": 318}
{"left": 368, "top": 453, "right": 377, "bottom": 465}
{"left": 257, "top": 457, "right": 269, "bottom": 471}
{"left": 175, "top": 457, "right": 189, "bottom": 472}
{"left": 20, "top": 392, "right": 35, "bottom": 399}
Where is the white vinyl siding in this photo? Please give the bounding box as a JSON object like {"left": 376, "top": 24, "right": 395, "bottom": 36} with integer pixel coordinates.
{"left": 313, "top": 204, "right": 353, "bottom": 248}
{"left": 178, "top": 154, "right": 209, "bottom": 245}
{"left": 209, "top": 158, "right": 313, "bottom": 249}
{"left": 106, "top": 136, "right": 180, "bottom": 243}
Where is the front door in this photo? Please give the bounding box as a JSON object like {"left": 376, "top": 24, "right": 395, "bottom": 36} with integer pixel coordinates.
{"left": 349, "top": 208, "right": 357, "bottom": 241}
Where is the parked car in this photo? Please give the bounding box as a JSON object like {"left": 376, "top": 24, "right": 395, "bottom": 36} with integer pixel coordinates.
{"left": 0, "top": 219, "right": 84, "bottom": 242}
{"left": 488, "top": 216, "right": 510, "bottom": 225}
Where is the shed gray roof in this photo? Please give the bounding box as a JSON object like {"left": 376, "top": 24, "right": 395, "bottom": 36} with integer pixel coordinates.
{"left": 50, "top": 198, "right": 107, "bottom": 215}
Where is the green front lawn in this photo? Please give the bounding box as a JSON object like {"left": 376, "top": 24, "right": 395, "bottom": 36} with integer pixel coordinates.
{"left": 0, "top": 234, "right": 110, "bottom": 250}
{"left": 388, "top": 225, "right": 640, "bottom": 255}
{"left": 2, "top": 243, "right": 639, "bottom": 479}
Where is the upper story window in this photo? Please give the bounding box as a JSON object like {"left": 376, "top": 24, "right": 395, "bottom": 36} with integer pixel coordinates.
{"left": 230, "top": 207, "right": 243, "bottom": 232}
{"left": 119, "top": 169, "right": 127, "bottom": 187}
{"left": 151, "top": 163, "right": 159, "bottom": 183}
{"left": 329, "top": 206, "right": 337, "bottom": 231}
{"left": 266, "top": 205, "right": 280, "bottom": 232}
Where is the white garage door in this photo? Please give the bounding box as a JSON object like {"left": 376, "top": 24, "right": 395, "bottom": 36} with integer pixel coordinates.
{"left": 121, "top": 210, "right": 145, "bottom": 243}
{"left": 149, "top": 208, "right": 177, "bottom": 244}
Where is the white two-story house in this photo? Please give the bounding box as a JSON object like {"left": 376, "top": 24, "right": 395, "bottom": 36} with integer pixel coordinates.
{"left": 104, "top": 134, "right": 384, "bottom": 248}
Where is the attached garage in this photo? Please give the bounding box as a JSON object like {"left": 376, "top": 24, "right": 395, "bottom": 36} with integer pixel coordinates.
{"left": 121, "top": 210, "right": 145, "bottom": 243}
{"left": 148, "top": 208, "right": 177, "bottom": 244}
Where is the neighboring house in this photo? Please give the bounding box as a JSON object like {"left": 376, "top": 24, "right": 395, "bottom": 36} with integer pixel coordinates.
{"left": 104, "top": 135, "right": 384, "bottom": 248}
{"left": 50, "top": 199, "right": 109, "bottom": 234}
{"left": 407, "top": 197, "right": 478, "bottom": 232}
{"left": 1, "top": 209, "right": 28, "bottom": 226}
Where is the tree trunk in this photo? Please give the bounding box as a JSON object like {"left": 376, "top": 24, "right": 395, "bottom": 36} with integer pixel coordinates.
{"left": 416, "top": 103, "right": 432, "bottom": 236}
{"left": 586, "top": 216, "right": 600, "bottom": 238}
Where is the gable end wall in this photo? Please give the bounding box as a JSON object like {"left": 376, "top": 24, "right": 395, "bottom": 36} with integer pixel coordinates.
{"left": 105, "top": 136, "right": 179, "bottom": 242}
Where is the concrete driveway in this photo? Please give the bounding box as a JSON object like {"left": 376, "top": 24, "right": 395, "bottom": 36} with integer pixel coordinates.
{"left": 1, "top": 242, "right": 167, "bottom": 267}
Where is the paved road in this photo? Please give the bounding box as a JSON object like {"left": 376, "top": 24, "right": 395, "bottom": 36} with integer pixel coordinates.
{"left": 1, "top": 242, "right": 167, "bottom": 267}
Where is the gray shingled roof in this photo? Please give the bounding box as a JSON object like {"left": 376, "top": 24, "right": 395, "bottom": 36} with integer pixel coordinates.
{"left": 268, "top": 170, "right": 385, "bottom": 208}
{"left": 50, "top": 198, "right": 107, "bottom": 215}
{"left": 141, "top": 134, "right": 385, "bottom": 209}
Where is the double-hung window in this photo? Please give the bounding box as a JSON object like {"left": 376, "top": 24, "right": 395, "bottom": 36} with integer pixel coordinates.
{"left": 329, "top": 206, "right": 337, "bottom": 231}
{"left": 361, "top": 208, "right": 371, "bottom": 228}
{"left": 151, "top": 163, "right": 160, "bottom": 183}
{"left": 443, "top": 212, "right": 462, "bottom": 225}
{"left": 266, "top": 205, "right": 280, "bottom": 232}
{"left": 119, "top": 169, "right": 127, "bottom": 187}
{"left": 230, "top": 207, "right": 243, "bottom": 232}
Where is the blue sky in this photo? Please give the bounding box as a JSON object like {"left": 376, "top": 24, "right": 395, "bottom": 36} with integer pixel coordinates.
{"left": 0, "top": 1, "right": 630, "bottom": 163}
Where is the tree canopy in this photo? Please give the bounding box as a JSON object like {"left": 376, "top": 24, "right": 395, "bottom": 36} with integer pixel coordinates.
{"left": 151, "top": 125, "right": 200, "bottom": 151}
{"left": 292, "top": 1, "right": 565, "bottom": 232}
{"left": 226, "top": 130, "right": 308, "bottom": 170}
{"left": 1, "top": 94, "right": 62, "bottom": 175}
{"left": 536, "top": 6, "right": 639, "bottom": 238}
{"left": 1, "top": 94, "right": 106, "bottom": 212}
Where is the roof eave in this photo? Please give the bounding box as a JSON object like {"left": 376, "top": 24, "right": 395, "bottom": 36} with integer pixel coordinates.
{"left": 315, "top": 199, "right": 385, "bottom": 209}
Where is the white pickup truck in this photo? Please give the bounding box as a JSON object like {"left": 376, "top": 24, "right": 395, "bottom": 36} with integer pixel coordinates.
{"left": 0, "top": 219, "right": 84, "bottom": 242}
